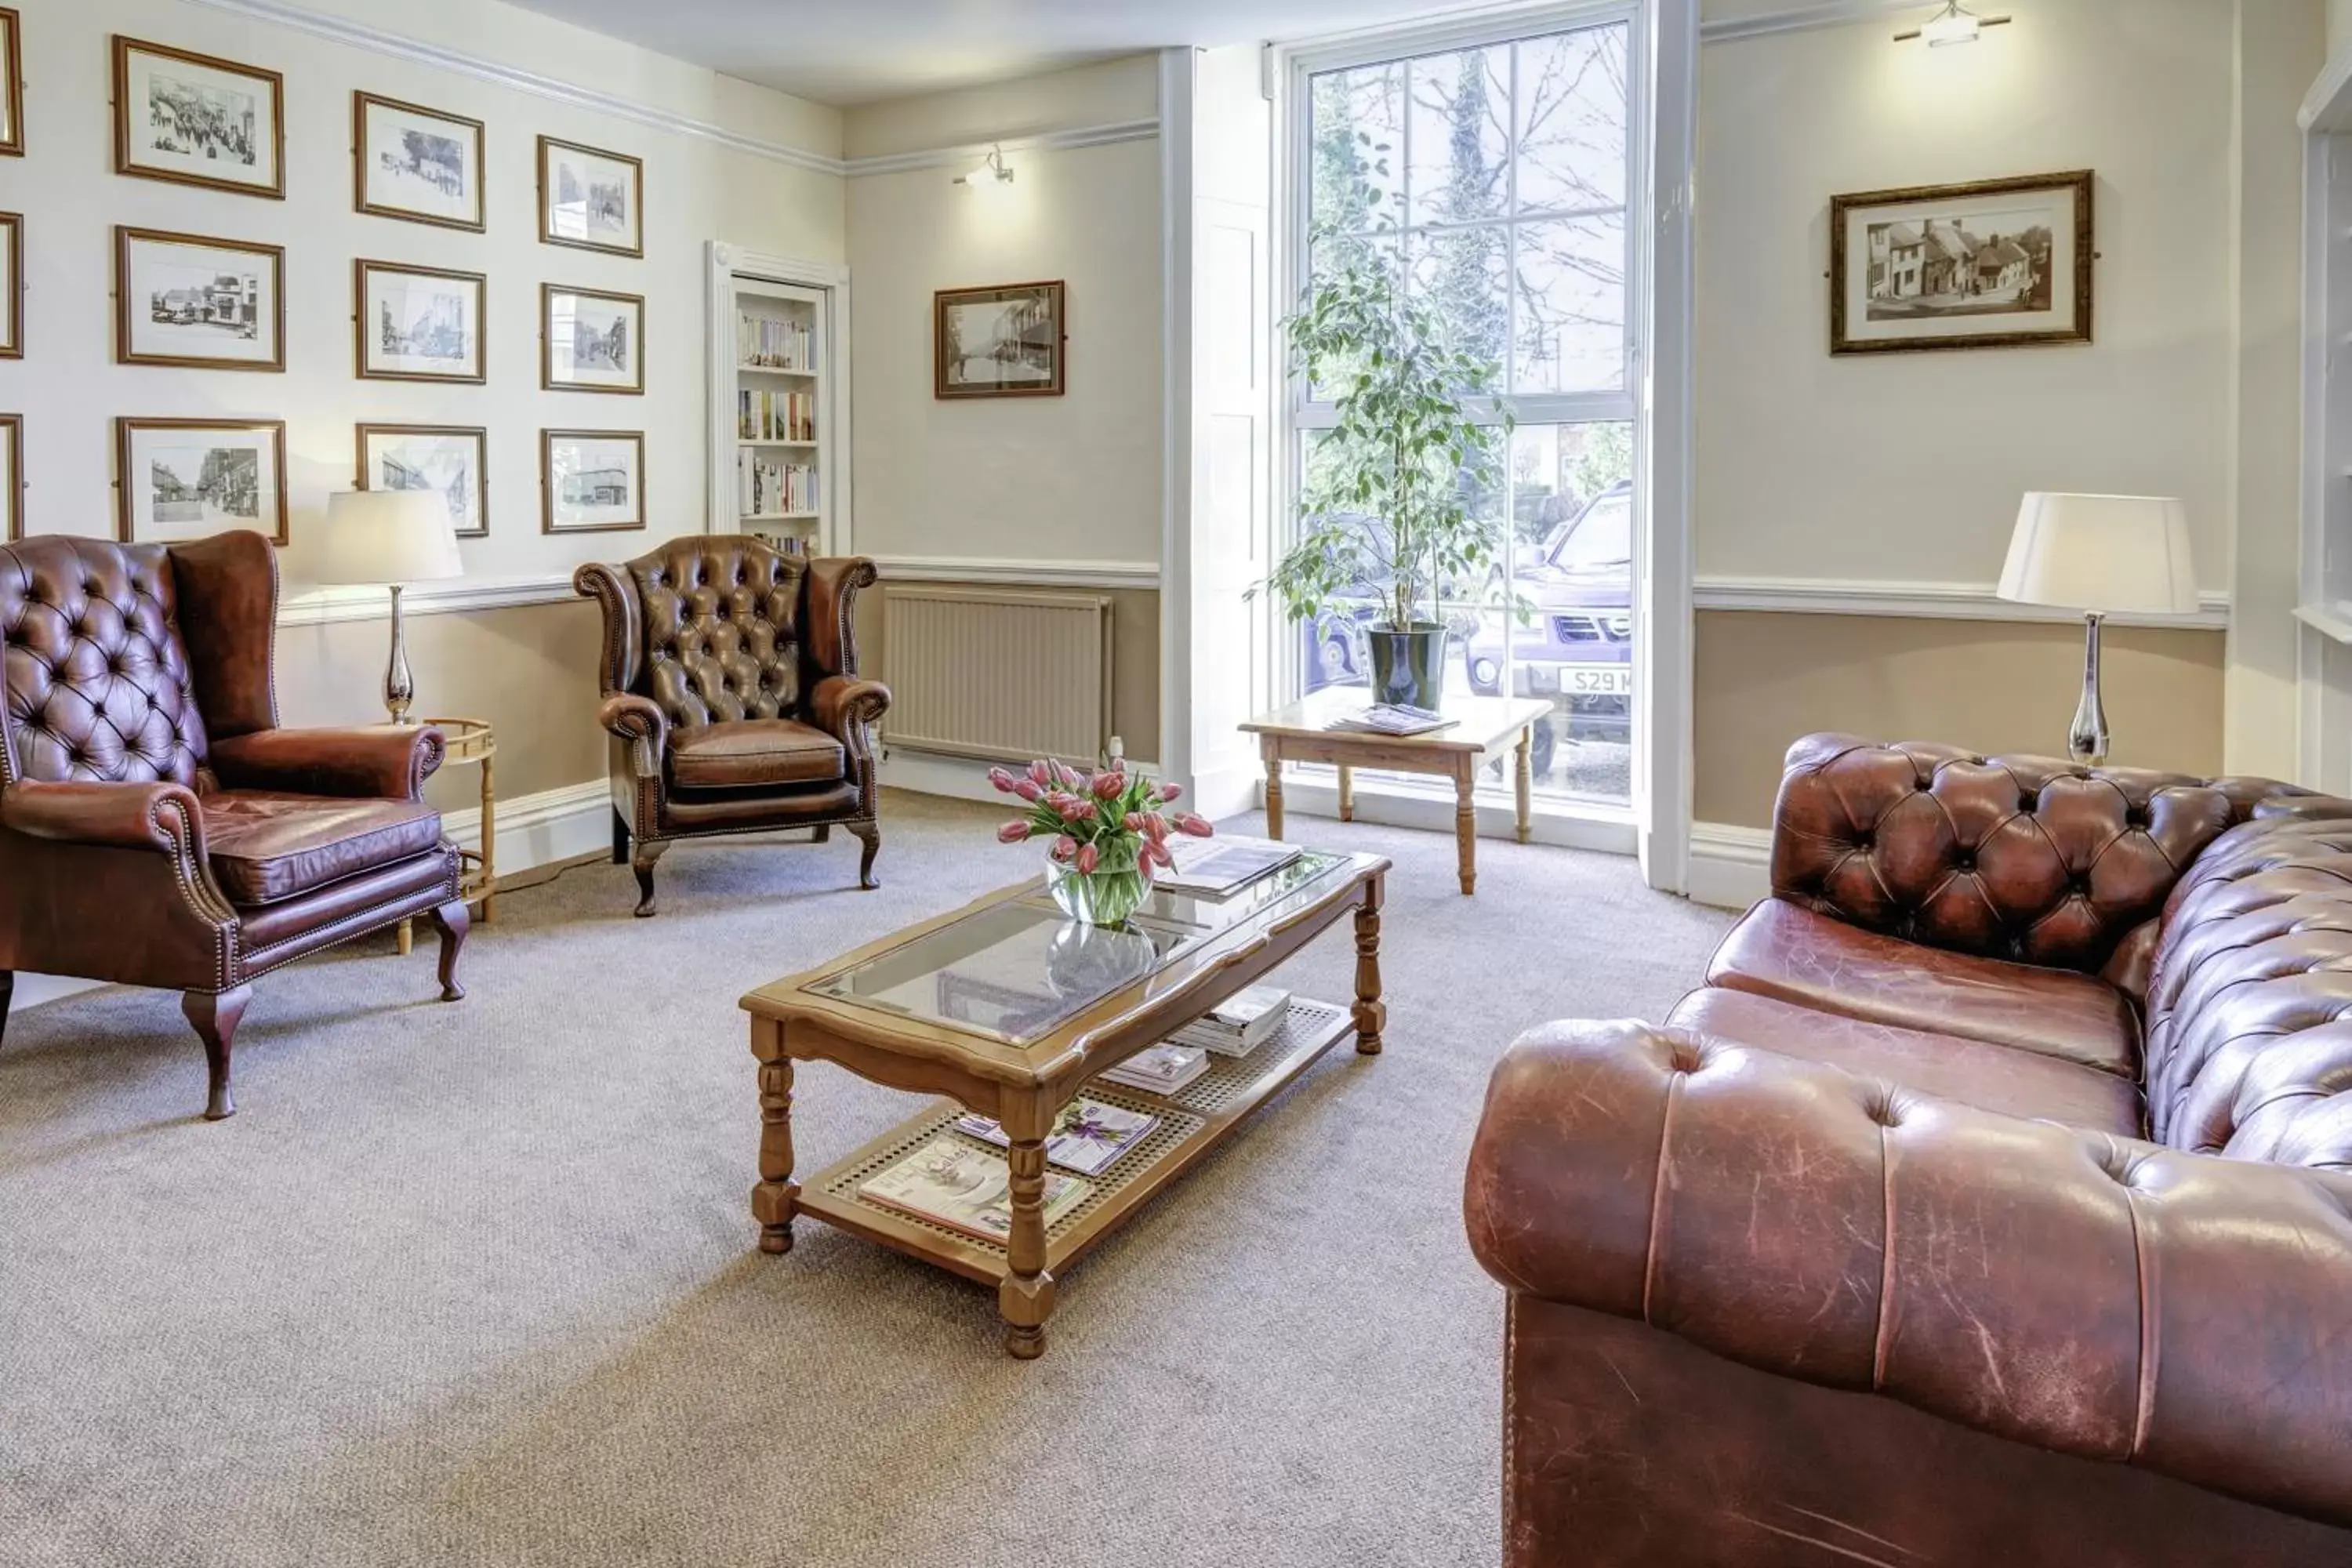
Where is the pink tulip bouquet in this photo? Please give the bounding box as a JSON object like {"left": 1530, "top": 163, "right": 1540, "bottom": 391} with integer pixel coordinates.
{"left": 990, "top": 758, "right": 1213, "bottom": 927}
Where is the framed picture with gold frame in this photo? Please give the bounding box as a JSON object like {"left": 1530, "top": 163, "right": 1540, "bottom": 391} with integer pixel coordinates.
{"left": 537, "top": 136, "right": 642, "bottom": 257}
{"left": 541, "top": 428, "right": 643, "bottom": 534}
{"left": 541, "top": 283, "right": 643, "bottom": 394}
{"left": 0, "top": 9, "right": 23, "bottom": 158}
{"left": 354, "top": 92, "right": 485, "bottom": 231}
{"left": 1829, "top": 169, "right": 2094, "bottom": 356}
{"left": 0, "top": 414, "right": 20, "bottom": 541}
{"left": 115, "top": 417, "right": 289, "bottom": 546}
{"left": 357, "top": 423, "right": 488, "bottom": 539}
{"left": 935, "top": 280, "right": 1065, "bottom": 397}
{"left": 111, "top": 36, "right": 284, "bottom": 198}
{"left": 114, "top": 227, "right": 285, "bottom": 372}
{"left": 355, "top": 259, "right": 486, "bottom": 383}
{"left": 0, "top": 210, "right": 19, "bottom": 359}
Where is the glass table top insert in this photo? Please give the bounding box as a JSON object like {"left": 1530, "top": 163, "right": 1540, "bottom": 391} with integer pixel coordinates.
{"left": 807, "top": 851, "right": 1352, "bottom": 1044}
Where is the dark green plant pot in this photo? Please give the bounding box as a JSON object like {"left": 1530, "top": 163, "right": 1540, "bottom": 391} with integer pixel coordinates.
{"left": 1367, "top": 622, "right": 1450, "bottom": 710}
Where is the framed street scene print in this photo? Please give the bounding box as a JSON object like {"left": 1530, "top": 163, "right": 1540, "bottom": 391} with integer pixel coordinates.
{"left": 356, "top": 260, "right": 486, "bottom": 383}
{"left": 115, "top": 227, "right": 285, "bottom": 372}
{"left": 0, "top": 414, "right": 20, "bottom": 541}
{"left": 542, "top": 284, "right": 643, "bottom": 394}
{"left": 354, "top": 93, "right": 485, "bottom": 231}
{"left": 0, "top": 9, "right": 22, "bottom": 158}
{"left": 112, "top": 37, "right": 284, "bottom": 198}
{"left": 0, "top": 210, "right": 18, "bottom": 359}
{"left": 538, "top": 136, "right": 642, "bottom": 257}
{"left": 542, "top": 428, "right": 643, "bottom": 533}
{"left": 935, "top": 280, "right": 1065, "bottom": 397}
{"left": 1831, "top": 169, "right": 2094, "bottom": 355}
{"left": 358, "top": 423, "right": 488, "bottom": 539}
{"left": 116, "top": 418, "right": 288, "bottom": 546}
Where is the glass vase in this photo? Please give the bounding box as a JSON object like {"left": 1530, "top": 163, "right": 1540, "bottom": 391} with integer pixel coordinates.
{"left": 1046, "top": 839, "right": 1152, "bottom": 929}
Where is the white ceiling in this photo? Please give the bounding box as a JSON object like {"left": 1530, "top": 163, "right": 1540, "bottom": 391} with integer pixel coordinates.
{"left": 502, "top": 0, "right": 1458, "bottom": 107}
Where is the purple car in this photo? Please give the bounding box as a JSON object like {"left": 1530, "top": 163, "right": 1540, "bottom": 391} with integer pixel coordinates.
{"left": 1465, "top": 481, "right": 1633, "bottom": 774}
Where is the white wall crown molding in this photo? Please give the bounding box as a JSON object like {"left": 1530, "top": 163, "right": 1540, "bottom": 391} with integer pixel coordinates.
{"left": 1699, "top": 0, "right": 1933, "bottom": 45}
{"left": 866, "top": 555, "right": 1162, "bottom": 590}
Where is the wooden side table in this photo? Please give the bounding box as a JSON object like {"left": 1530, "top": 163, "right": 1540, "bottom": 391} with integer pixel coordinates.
{"left": 398, "top": 717, "right": 496, "bottom": 956}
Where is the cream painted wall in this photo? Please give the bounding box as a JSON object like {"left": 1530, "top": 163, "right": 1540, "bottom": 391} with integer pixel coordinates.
{"left": 843, "top": 70, "right": 1164, "bottom": 568}
{"left": 2332, "top": 0, "right": 2352, "bottom": 53}
{"left": 0, "top": 0, "right": 843, "bottom": 595}
{"left": 843, "top": 56, "right": 1159, "bottom": 160}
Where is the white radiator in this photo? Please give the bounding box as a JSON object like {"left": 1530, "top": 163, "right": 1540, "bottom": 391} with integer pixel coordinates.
{"left": 880, "top": 586, "right": 1113, "bottom": 765}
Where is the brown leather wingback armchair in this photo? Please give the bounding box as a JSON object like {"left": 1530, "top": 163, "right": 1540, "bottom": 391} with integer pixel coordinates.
{"left": 573, "top": 536, "right": 890, "bottom": 916}
{"left": 1464, "top": 735, "right": 2352, "bottom": 1565}
{"left": 0, "top": 532, "right": 470, "bottom": 1120}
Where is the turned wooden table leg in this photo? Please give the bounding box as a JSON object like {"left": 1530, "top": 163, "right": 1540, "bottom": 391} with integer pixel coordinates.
{"left": 1261, "top": 735, "right": 1285, "bottom": 840}
{"left": 1454, "top": 756, "right": 1477, "bottom": 895}
{"left": 480, "top": 748, "right": 499, "bottom": 924}
{"left": 396, "top": 919, "right": 413, "bottom": 956}
{"left": 1515, "top": 725, "right": 1534, "bottom": 845}
{"left": 750, "top": 1022, "right": 800, "bottom": 1254}
{"left": 1338, "top": 763, "right": 1355, "bottom": 822}
{"left": 1353, "top": 878, "right": 1385, "bottom": 1055}
{"left": 999, "top": 1133, "right": 1058, "bottom": 1359}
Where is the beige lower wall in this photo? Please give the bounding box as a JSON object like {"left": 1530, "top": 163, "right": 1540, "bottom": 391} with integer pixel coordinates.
{"left": 270, "top": 598, "right": 608, "bottom": 814}
{"left": 855, "top": 582, "right": 1163, "bottom": 760}
{"left": 1694, "top": 611, "right": 2227, "bottom": 829}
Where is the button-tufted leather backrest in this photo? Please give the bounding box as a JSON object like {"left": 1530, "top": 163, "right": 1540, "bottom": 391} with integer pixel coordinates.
{"left": 2140, "top": 815, "right": 2352, "bottom": 1170}
{"left": 0, "top": 536, "right": 207, "bottom": 788}
{"left": 1770, "top": 734, "right": 2302, "bottom": 981}
{"left": 625, "top": 536, "right": 805, "bottom": 733}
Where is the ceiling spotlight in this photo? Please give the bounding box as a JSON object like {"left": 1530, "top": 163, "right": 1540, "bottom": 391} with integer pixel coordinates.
{"left": 953, "top": 144, "right": 1014, "bottom": 191}
{"left": 1893, "top": 2, "right": 2010, "bottom": 45}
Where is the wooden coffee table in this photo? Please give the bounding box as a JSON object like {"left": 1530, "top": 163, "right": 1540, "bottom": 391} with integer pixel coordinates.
{"left": 1240, "top": 690, "right": 1552, "bottom": 894}
{"left": 738, "top": 849, "right": 1389, "bottom": 1358}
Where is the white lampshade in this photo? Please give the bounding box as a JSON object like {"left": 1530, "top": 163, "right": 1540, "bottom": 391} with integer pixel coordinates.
{"left": 1997, "top": 493, "right": 2198, "bottom": 615}
{"left": 315, "top": 489, "right": 464, "bottom": 586}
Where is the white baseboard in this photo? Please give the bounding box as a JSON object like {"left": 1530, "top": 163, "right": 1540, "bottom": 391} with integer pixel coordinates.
{"left": 1688, "top": 822, "right": 1773, "bottom": 910}
{"left": 879, "top": 748, "right": 1168, "bottom": 808}
{"left": 1276, "top": 774, "right": 1639, "bottom": 856}
{"left": 8, "top": 777, "right": 615, "bottom": 1017}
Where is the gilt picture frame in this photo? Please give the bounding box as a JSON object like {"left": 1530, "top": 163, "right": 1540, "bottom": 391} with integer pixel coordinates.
{"left": 542, "top": 283, "right": 643, "bottom": 394}
{"left": 112, "top": 36, "right": 285, "bottom": 198}
{"left": 357, "top": 423, "right": 488, "bottom": 539}
{"left": 116, "top": 417, "right": 288, "bottom": 546}
{"left": 0, "top": 9, "right": 24, "bottom": 159}
{"left": 0, "top": 210, "right": 19, "bottom": 360}
{"left": 1830, "top": 169, "right": 2095, "bottom": 356}
{"left": 115, "top": 227, "right": 285, "bottom": 372}
{"left": 354, "top": 92, "right": 485, "bottom": 232}
{"left": 935, "top": 280, "right": 1065, "bottom": 398}
{"left": 541, "top": 427, "right": 644, "bottom": 534}
{"left": 537, "top": 136, "right": 643, "bottom": 258}
{"left": 0, "top": 414, "right": 20, "bottom": 541}
{"left": 355, "top": 259, "right": 486, "bottom": 384}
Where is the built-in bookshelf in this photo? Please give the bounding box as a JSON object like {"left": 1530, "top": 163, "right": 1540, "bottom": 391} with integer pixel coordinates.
{"left": 731, "top": 277, "right": 829, "bottom": 550}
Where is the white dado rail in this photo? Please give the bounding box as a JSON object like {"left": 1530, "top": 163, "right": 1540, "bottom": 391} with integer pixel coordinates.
{"left": 1693, "top": 575, "right": 2230, "bottom": 630}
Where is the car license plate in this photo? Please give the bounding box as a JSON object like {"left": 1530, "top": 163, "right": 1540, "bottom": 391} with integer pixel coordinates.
{"left": 1561, "top": 666, "right": 1632, "bottom": 696}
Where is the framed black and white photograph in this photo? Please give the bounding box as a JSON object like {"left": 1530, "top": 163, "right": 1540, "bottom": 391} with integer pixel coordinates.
{"left": 116, "top": 418, "right": 288, "bottom": 546}
{"left": 538, "top": 136, "right": 642, "bottom": 257}
{"left": 356, "top": 260, "right": 486, "bottom": 383}
{"left": 0, "top": 9, "right": 23, "bottom": 158}
{"left": 542, "top": 284, "right": 643, "bottom": 394}
{"left": 0, "top": 210, "right": 18, "bottom": 360}
{"left": 1831, "top": 170, "right": 2094, "bottom": 356}
{"left": 541, "top": 428, "right": 643, "bottom": 533}
{"left": 0, "top": 414, "right": 20, "bottom": 541}
{"left": 115, "top": 227, "right": 284, "bottom": 372}
{"left": 358, "top": 423, "right": 486, "bottom": 539}
{"left": 935, "top": 280, "right": 1065, "bottom": 398}
{"left": 354, "top": 93, "right": 485, "bottom": 231}
{"left": 112, "top": 36, "right": 283, "bottom": 198}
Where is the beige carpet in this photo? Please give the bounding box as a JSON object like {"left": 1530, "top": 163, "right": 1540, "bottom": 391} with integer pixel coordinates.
{"left": 0, "top": 790, "right": 1731, "bottom": 1568}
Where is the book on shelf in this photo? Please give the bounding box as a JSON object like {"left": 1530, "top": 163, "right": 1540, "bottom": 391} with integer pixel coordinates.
{"left": 737, "top": 452, "right": 817, "bottom": 518}
{"left": 1095, "top": 1042, "right": 1210, "bottom": 1094}
{"left": 1324, "top": 702, "right": 1456, "bottom": 737}
{"left": 737, "top": 387, "right": 817, "bottom": 443}
{"left": 952, "top": 1098, "right": 1159, "bottom": 1178}
{"left": 748, "top": 529, "right": 806, "bottom": 556}
{"left": 858, "top": 1136, "right": 1087, "bottom": 1244}
{"left": 1153, "top": 834, "right": 1301, "bottom": 896}
{"left": 735, "top": 312, "right": 812, "bottom": 372}
{"left": 1171, "top": 983, "right": 1292, "bottom": 1057}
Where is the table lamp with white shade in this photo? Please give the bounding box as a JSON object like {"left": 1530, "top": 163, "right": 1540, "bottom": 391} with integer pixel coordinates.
{"left": 314, "top": 489, "right": 465, "bottom": 725}
{"left": 1995, "top": 492, "right": 2198, "bottom": 766}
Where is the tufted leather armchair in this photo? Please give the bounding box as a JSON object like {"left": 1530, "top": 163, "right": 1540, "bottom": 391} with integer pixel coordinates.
{"left": 573, "top": 536, "right": 889, "bottom": 916}
{"left": 0, "top": 532, "right": 469, "bottom": 1120}
{"left": 1463, "top": 734, "right": 2352, "bottom": 1565}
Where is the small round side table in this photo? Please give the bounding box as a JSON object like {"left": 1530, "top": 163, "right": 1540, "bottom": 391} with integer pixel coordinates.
{"left": 397, "top": 716, "right": 497, "bottom": 956}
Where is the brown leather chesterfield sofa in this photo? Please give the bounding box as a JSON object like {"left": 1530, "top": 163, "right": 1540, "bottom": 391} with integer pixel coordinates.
{"left": 574, "top": 536, "right": 890, "bottom": 916}
{"left": 0, "top": 532, "right": 468, "bottom": 1120}
{"left": 1465, "top": 734, "right": 2352, "bottom": 1566}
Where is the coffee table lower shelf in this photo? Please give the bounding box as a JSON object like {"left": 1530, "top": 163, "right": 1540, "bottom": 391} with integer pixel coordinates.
{"left": 794, "top": 999, "right": 1358, "bottom": 1287}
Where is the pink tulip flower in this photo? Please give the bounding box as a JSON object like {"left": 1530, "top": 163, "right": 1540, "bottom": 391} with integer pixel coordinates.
{"left": 988, "top": 766, "right": 1018, "bottom": 793}
{"left": 997, "top": 820, "right": 1031, "bottom": 844}
{"left": 1144, "top": 811, "right": 1170, "bottom": 841}
{"left": 1092, "top": 771, "right": 1126, "bottom": 800}
{"left": 1158, "top": 782, "right": 1184, "bottom": 803}
{"left": 1174, "top": 812, "right": 1213, "bottom": 837}
{"left": 1051, "top": 835, "right": 1078, "bottom": 862}
{"left": 1014, "top": 780, "right": 1044, "bottom": 802}
{"left": 1067, "top": 800, "right": 1098, "bottom": 822}
{"left": 1028, "top": 760, "right": 1053, "bottom": 786}
{"left": 1075, "top": 843, "right": 1099, "bottom": 874}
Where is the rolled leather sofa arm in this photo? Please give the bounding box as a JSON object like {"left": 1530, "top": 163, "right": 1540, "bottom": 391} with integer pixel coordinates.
{"left": 208, "top": 725, "right": 445, "bottom": 803}
{"left": 597, "top": 692, "right": 666, "bottom": 747}
{"left": 1, "top": 777, "right": 209, "bottom": 858}
{"left": 1463, "top": 1021, "right": 2352, "bottom": 1531}
{"left": 811, "top": 674, "right": 890, "bottom": 739}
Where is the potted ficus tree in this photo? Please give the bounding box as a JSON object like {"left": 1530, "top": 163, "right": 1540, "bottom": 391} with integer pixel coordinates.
{"left": 1259, "top": 232, "right": 1513, "bottom": 712}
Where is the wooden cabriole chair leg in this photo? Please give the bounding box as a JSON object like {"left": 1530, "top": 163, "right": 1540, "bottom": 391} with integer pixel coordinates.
{"left": 430, "top": 899, "right": 470, "bottom": 1002}
{"left": 611, "top": 808, "right": 630, "bottom": 866}
{"left": 849, "top": 818, "right": 880, "bottom": 890}
{"left": 632, "top": 838, "right": 671, "bottom": 918}
{"left": 183, "top": 985, "right": 253, "bottom": 1122}
{"left": 0, "top": 968, "right": 12, "bottom": 1050}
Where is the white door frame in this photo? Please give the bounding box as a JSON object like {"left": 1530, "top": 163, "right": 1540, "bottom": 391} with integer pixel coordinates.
{"left": 705, "top": 242, "right": 855, "bottom": 552}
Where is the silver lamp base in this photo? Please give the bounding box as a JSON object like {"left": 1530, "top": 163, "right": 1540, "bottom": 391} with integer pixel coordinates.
{"left": 2067, "top": 611, "right": 2108, "bottom": 767}
{"left": 383, "top": 583, "right": 416, "bottom": 725}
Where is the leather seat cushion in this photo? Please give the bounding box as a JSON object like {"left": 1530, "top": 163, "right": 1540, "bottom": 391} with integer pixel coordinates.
{"left": 1667, "top": 987, "right": 2145, "bottom": 1136}
{"left": 202, "top": 790, "right": 444, "bottom": 906}
{"left": 668, "top": 718, "right": 844, "bottom": 790}
{"left": 1707, "top": 898, "right": 2141, "bottom": 1080}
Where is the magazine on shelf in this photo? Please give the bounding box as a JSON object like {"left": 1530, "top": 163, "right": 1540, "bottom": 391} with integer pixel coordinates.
{"left": 953, "top": 1098, "right": 1160, "bottom": 1178}
{"left": 1324, "top": 703, "right": 1456, "bottom": 737}
{"left": 858, "top": 1137, "right": 1087, "bottom": 1243}
{"left": 1154, "top": 835, "right": 1302, "bottom": 896}
{"left": 1171, "top": 983, "right": 1292, "bottom": 1057}
{"left": 1096, "top": 1042, "right": 1210, "bottom": 1094}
